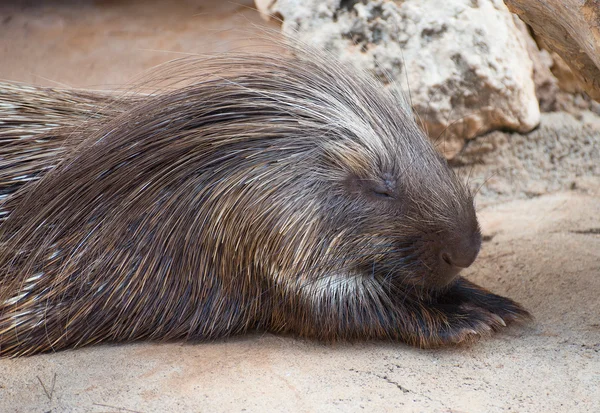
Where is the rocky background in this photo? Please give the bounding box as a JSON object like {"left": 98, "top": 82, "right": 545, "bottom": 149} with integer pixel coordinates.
{"left": 255, "top": 0, "right": 600, "bottom": 146}
{"left": 0, "top": 1, "right": 598, "bottom": 412}
{"left": 257, "top": 0, "right": 600, "bottom": 203}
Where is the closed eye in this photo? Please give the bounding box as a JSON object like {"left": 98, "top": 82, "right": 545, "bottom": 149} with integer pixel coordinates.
{"left": 372, "top": 188, "right": 394, "bottom": 199}
{"left": 371, "top": 176, "right": 396, "bottom": 199}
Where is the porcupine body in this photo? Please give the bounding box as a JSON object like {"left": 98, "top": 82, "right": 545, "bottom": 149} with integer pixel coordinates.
{"left": 0, "top": 83, "right": 132, "bottom": 218}
{"left": 0, "top": 46, "right": 529, "bottom": 356}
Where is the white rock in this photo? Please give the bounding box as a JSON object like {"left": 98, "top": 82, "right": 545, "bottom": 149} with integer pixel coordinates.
{"left": 256, "top": 0, "right": 541, "bottom": 157}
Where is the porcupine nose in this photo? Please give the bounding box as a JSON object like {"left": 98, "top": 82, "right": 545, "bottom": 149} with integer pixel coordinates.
{"left": 439, "top": 230, "right": 482, "bottom": 281}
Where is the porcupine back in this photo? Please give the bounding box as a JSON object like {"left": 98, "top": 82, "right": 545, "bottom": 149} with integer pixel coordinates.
{"left": 0, "top": 50, "right": 421, "bottom": 355}
{"left": 0, "top": 83, "right": 129, "bottom": 220}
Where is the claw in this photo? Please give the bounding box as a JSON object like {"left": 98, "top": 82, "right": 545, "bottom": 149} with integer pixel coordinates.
{"left": 491, "top": 313, "right": 507, "bottom": 327}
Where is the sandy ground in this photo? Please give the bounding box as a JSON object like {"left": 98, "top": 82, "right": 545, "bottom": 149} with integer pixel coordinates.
{"left": 0, "top": 0, "right": 279, "bottom": 89}
{"left": 0, "top": 1, "right": 599, "bottom": 412}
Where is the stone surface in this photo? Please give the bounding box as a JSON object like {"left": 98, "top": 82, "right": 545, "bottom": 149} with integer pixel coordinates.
{"left": 506, "top": 0, "right": 600, "bottom": 101}
{"left": 513, "top": 15, "right": 600, "bottom": 115}
{"left": 452, "top": 111, "right": 600, "bottom": 204}
{"left": 257, "top": 0, "right": 541, "bottom": 157}
{"left": 549, "top": 51, "right": 587, "bottom": 96}
{"left": 528, "top": 43, "right": 600, "bottom": 115}
{"left": 512, "top": 16, "right": 559, "bottom": 112}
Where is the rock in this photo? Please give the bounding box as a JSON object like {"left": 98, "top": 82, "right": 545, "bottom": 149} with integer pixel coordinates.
{"left": 452, "top": 111, "right": 600, "bottom": 203}
{"left": 255, "top": 0, "right": 279, "bottom": 20}
{"left": 505, "top": 0, "right": 600, "bottom": 101}
{"left": 549, "top": 51, "right": 586, "bottom": 96}
{"left": 512, "top": 16, "right": 559, "bottom": 112}
{"left": 256, "top": 0, "right": 541, "bottom": 157}
{"left": 522, "top": 29, "right": 599, "bottom": 115}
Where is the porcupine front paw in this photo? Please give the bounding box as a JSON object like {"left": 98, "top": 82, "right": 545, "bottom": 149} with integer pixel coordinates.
{"left": 411, "top": 277, "right": 531, "bottom": 347}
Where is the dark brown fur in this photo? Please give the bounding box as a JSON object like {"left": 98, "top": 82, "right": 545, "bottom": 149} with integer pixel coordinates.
{"left": 0, "top": 45, "right": 529, "bottom": 356}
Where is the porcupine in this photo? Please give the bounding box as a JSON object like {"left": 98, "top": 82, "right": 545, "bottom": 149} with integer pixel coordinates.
{"left": 0, "top": 45, "right": 530, "bottom": 357}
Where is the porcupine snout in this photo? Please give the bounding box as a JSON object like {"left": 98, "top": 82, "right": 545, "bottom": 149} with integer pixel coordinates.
{"left": 438, "top": 228, "right": 482, "bottom": 281}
